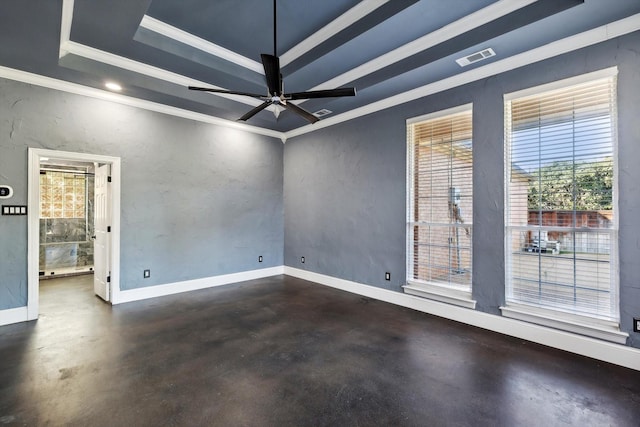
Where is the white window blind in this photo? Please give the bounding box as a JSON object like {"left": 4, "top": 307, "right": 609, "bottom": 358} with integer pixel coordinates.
{"left": 407, "top": 106, "right": 473, "bottom": 291}
{"left": 504, "top": 72, "right": 618, "bottom": 321}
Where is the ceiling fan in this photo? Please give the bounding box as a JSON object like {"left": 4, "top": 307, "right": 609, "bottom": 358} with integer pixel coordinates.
{"left": 188, "top": 0, "right": 356, "bottom": 124}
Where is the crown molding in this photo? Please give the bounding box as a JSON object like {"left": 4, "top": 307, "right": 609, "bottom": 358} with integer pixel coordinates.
{"left": 137, "top": 1, "right": 391, "bottom": 71}
{"left": 306, "top": 0, "right": 537, "bottom": 93}
{"left": 279, "top": 0, "right": 390, "bottom": 67}
{"left": 7, "top": 4, "right": 640, "bottom": 142}
{"left": 61, "top": 40, "right": 263, "bottom": 108}
{"left": 139, "top": 15, "right": 264, "bottom": 75}
{"left": 284, "top": 13, "right": 640, "bottom": 140}
{"left": 0, "top": 65, "right": 284, "bottom": 140}
{"left": 59, "top": 0, "right": 74, "bottom": 58}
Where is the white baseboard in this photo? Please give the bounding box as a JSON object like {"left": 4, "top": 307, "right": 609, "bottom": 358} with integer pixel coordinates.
{"left": 113, "top": 266, "right": 285, "bottom": 304}
{"left": 0, "top": 306, "right": 29, "bottom": 326}
{"left": 283, "top": 266, "right": 640, "bottom": 371}
{"left": 5, "top": 265, "right": 639, "bottom": 371}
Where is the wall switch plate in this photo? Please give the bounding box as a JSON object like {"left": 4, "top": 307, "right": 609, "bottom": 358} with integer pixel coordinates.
{"left": 258, "top": 256, "right": 263, "bottom": 262}
{"left": 634, "top": 317, "right": 640, "bottom": 333}
{"left": 2, "top": 205, "right": 27, "bottom": 215}
{"left": 385, "top": 272, "right": 391, "bottom": 281}
{"left": 301, "top": 256, "right": 305, "bottom": 263}
{"left": 143, "top": 269, "right": 150, "bottom": 278}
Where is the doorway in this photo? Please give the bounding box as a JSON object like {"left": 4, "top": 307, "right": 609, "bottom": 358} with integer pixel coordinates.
{"left": 27, "top": 148, "right": 121, "bottom": 320}
{"left": 38, "top": 160, "right": 95, "bottom": 278}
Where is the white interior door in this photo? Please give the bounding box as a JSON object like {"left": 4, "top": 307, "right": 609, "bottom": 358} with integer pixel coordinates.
{"left": 94, "top": 163, "right": 111, "bottom": 301}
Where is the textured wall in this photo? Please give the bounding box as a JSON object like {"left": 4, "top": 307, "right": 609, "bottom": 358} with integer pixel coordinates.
{"left": 0, "top": 79, "right": 284, "bottom": 308}
{"left": 284, "top": 31, "right": 640, "bottom": 347}
{"left": 284, "top": 118, "right": 407, "bottom": 291}
{"left": 616, "top": 32, "right": 640, "bottom": 349}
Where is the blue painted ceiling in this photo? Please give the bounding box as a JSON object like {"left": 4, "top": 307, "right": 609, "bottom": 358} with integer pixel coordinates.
{"left": 1, "top": 0, "right": 639, "bottom": 133}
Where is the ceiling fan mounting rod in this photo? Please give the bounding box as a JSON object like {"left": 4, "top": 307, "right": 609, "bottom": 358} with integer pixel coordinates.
{"left": 187, "top": 0, "right": 355, "bottom": 124}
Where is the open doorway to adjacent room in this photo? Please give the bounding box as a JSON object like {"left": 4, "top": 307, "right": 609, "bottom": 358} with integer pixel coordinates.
{"left": 38, "top": 160, "right": 96, "bottom": 278}
{"left": 27, "top": 148, "right": 121, "bottom": 320}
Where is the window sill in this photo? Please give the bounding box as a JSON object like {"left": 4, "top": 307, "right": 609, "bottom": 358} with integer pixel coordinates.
{"left": 403, "top": 281, "right": 476, "bottom": 309}
{"left": 500, "top": 303, "right": 628, "bottom": 344}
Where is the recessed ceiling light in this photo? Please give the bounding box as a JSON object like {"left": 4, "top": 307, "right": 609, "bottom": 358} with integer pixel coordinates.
{"left": 105, "top": 82, "right": 122, "bottom": 91}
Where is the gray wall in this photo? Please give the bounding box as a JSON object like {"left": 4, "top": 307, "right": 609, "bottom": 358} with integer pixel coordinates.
{"left": 284, "top": 120, "right": 406, "bottom": 290}
{"left": 0, "top": 79, "right": 284, "bottom": 308}
{"left": 284, "top": 31, "right": 640, "bottom": 348}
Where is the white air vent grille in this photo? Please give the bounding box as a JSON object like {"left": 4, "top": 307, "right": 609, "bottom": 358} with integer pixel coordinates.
{"left": 455, "top": 48, "right": 496, "bottom": 67}
{"left": 312, "top": 109, "right": 332, "bottom": 118}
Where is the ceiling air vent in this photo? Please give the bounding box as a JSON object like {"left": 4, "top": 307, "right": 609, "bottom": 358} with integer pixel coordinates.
{"left": 455, "top": 48, "right": 496, "bottom": 67}
{"left": 312, "top": 108, "right": 332, "bottom": 118}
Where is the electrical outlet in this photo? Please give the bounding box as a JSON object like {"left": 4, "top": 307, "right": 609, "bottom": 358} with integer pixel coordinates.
{"left": 143, "top": 269, "right": 150, "bottom": 278}
{"left": 301, "top": 256, "right": 305, "bottom": 264}
{"left": 385, "top": 272, "right": 391, "bottom": 281}
{"left": 634, "top": 317, "right": 640, "bottom": 333}
{"left": 258, "top": 255, "right": 263, "bottom": 262}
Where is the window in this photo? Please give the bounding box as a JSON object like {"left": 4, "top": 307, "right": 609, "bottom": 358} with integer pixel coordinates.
{"left": 503, "top": 69, "right": 623, "bottom": 341}
{"left": 40, "top": 170, "right": 87, "bottom": 219}
{"left": 405, "top": 105, "right": 474, "bottom": 308}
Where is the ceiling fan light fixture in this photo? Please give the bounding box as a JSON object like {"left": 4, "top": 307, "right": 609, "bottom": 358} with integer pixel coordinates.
{"left": 273, "top": 104, "right": 284, "bottom": 119}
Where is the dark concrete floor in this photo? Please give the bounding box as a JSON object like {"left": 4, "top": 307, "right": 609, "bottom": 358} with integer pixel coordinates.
{"left": 1, "top": 275, "right": 640, "bottom": 426}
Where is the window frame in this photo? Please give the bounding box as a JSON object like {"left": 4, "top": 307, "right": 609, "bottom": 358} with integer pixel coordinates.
{"left": 405, "top": 104, "right": 476, "bottom": 309}
{"left": 501, "top": 67, "right": 626, "bottom": 343}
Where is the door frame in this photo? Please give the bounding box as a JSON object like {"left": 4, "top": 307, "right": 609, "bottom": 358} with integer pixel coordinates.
{"left": 27, "top": 148, "right": 121, "bottom": 320}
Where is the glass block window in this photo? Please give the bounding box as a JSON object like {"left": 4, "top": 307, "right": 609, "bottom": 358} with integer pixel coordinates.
{"left": 40, "top": 171, "right": 87, "bottom": 219}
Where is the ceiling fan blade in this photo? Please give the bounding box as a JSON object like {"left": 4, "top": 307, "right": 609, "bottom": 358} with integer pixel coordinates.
{"left": 283, "top": 101, "right": 319, "bottom": 124}
{"left": 285, "top": 87, "right": 356, "bottom": 100}
{"left": 188, "top": 86, "right": 266, "bottom": 99}
{"left": 238, "top": 100, "right": 272, "bottom": 121}
{"left": 261, "top": 54, "right": 281, "bottom": 96}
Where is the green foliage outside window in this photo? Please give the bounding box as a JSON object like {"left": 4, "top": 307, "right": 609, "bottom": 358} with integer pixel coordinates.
{"left": 527, "top": 159, "right": 613, "bottom": 211}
